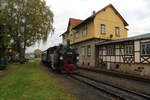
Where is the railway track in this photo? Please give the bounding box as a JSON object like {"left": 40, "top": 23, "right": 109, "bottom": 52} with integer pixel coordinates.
{"left": 79, "top": 67, "right": 150, "bottom": 84}
{"left": 70, "top": 73, "right": 150, "bottom": 100}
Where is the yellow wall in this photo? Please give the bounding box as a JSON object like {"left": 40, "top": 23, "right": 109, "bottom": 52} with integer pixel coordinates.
{"left": 94, "top": 7, "right": 127, "bottom": 40}
{"left": 69, "top": 6, "right": 128, "bottom": 44}
{"left": 71, "top": 21, "right": 94, "bottom": 44}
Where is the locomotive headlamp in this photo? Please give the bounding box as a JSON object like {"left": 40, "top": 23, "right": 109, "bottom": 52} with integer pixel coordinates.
{"left": 77, "top": 56, "right": 79, "bottom": 60}
{"left": 59, "top": 56, "right": 63, "bottom": 60}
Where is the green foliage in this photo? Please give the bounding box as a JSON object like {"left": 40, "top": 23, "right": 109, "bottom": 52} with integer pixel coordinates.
{"left": 34, "top": 49, "right": 42, "bottom": 55}
{"left": 0, "top": 16, "right": 11, "bottom": 49}
{"left": 33, "top": 49, "right": 42, "bottom": 57}
{"left": 0, "top": 60, "right": 76, "bottom": 100}
{"left": 0, "top": 25, "right": 10, "bottom": 49}
{"left": 1, "top": 0, "right": 54, "bottom": 59}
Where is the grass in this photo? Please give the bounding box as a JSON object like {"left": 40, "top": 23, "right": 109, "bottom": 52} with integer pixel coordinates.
{"left": 0, "top": 60, "right": 76, "bottom": 100}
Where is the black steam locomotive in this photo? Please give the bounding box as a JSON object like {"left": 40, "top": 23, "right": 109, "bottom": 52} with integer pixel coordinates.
{"left": 41, "top": 45, "right": 79, "bottom": 73}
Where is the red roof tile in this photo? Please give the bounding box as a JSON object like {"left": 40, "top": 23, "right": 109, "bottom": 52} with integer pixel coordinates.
{"left": 69, "top": 18, "right": 82, "bottom": 28}
{"left": 60, "top": 18, "right": 82, "bottom": 36}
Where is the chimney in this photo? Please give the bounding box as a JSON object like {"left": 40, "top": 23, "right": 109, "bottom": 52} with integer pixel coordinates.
{"left": 92, "top": 10, "right": 96, "bottom": 15}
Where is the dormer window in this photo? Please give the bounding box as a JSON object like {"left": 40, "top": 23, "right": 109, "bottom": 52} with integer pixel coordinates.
{"left": 82, "top": 26, "right": 87, "bottom": 36}
{"left": 101, "top": 24, "right": 106, "bottom": 34}
{"left": 115, "top": 27, "right": 120, "bottom": 36}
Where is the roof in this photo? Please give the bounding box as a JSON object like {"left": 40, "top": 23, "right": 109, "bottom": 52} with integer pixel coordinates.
{"left": 96, "top": 33, "right": 150, "bottom": 46}
{"left": 61, "top": 18, "right": 82, "bottom": 36}
{"left": 70, "top": 18, "right": 82, "bottom": 28}
{"left": 73, "top": 4, "right": 128, "bottom": 29}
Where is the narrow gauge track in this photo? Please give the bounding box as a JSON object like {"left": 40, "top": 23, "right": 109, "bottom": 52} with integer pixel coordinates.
{"left": 79, "top": 67, "right": 150, "bottom": 84}
{"left": 70, "top": 73, "right": 150, "bottom": 100}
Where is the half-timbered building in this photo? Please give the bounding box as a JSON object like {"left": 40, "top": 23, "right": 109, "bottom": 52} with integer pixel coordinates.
{"left": 96, "top": 33, "right": 150, "bottom": 76}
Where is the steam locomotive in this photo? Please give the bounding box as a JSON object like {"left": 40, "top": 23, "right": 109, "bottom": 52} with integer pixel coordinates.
{"left": 41, "top": 45, "right": 79, "bottom": 73}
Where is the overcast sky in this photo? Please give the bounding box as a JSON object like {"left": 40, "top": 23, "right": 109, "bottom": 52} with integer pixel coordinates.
{"left": 26, "top": 0, "right": 150, "bottom": 53}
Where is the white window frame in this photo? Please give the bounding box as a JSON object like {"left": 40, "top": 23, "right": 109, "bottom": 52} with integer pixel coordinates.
{"left": 141, "top": 42, "right": 150, "bottom": 55}
{"left": 101, "top": 24, "right": 106, "bottom": 34}
{"left": 115, "top": 27, "right": 120, "bottom": 36}
{"left": 75, "top": 32, "right": 80, "bottom": 38}
{"left": 106, "top": 47, "right": 115, "bottom": 55}
{"left": 82, "top": 26, "right": 87, "bottom": 36}
{"left": 125, "top": 45, "right": 133, "bottom": 55}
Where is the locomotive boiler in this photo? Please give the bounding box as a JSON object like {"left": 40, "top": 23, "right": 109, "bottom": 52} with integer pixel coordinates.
{"left": 41, "top": 45, "right": 79, "bottom": 73}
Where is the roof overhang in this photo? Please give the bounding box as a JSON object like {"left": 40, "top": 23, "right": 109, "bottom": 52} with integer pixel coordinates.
{"left": 96, "top": 33, "right": 150, "bottom": 46}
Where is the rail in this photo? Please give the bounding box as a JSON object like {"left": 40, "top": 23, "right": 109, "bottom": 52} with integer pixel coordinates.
{"left": 70, "top": 73, "right": 150, "bottom": 100}
{"left": 79, "top": 67, "right": 150, "bottom": 84}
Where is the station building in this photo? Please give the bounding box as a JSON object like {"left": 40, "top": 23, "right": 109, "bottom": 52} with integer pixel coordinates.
{"left": 96, "top": 33, "right": 150, "bottom": 76}
{"left": 61, "top": 4, "right": 150, "bottom": 76}
{"left": 62, "top": 4, "right": 128, "bottom": 67}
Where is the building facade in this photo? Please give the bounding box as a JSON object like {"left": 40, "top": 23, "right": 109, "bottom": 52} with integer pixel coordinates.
{"left": 62, "top": 18, "right": 82, "bottom": 45}
{"left": 62, "top": 4, "right": 128, "bottom": 67}
{"left": 96, "top": 33, "right": 150, "bottom": 76}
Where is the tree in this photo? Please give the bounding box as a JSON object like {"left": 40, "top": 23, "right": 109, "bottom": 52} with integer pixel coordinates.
{"left": 1, "top": 0, "right": 54, "bottom": 62}
{"left": 34, "top": 49, "right": 42, "bottom": 58}
{"left": 0, "top": 9, "right": 11, "bottom": 62}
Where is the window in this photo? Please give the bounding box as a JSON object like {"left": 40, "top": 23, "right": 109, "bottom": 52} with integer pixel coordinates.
{"left": 82, "top": 47, "right": 86, "bottom": 56}
{"left": 82, "top": 26, "right": 87, "bottom": 36}
{"left": 141, "top": 43, "right": 150, "bottom": 55}
{"left": 101, "top": 24, "right": 106, "bottom": 34}
{"left": 115, "top": 27, "right": 120, "bottom": 36}
{"left": 82, "top": 47, "right": 84, "bottom": 56}
{"left": 106, "top": 47, "right": 115, "bottom": 55}
{"left": 87, "top": 45, "right": 91, "bottom": 56}
{"left": 75, "top": 32, "right": 80, "bottom": 38}
{"left": 125, "top": 45, "right": 133, "bottom": 55}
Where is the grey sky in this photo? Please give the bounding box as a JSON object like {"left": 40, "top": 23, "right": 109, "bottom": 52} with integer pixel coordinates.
{"left": 26, "top": 0, "right": 150, "bottom": 53}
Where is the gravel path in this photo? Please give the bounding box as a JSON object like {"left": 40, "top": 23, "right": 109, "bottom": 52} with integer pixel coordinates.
{"left": 42, "top": 66, "right": 111, "bottom": 100}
